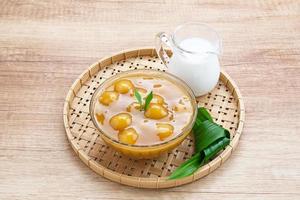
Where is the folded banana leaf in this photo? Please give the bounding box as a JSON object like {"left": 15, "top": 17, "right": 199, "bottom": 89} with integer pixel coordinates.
{"left": 169, "top": 107, "right": 230, "bottom": 180}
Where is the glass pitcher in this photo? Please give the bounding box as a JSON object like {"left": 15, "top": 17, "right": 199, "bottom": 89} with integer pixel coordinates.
{"left": 155, "top": 23, "right": 222, "bottom": 96}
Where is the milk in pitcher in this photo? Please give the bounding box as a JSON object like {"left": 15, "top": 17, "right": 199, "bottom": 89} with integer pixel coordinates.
{"left": 168, "top": 37, "right": 220, "bottom": 96}
{"left": 155, "top": 23, "right": 222, "bottom": 96}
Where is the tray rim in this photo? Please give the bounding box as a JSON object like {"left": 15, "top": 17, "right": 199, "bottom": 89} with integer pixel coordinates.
{"left": 63, "top": 47, "right": 245, "bottom": 188}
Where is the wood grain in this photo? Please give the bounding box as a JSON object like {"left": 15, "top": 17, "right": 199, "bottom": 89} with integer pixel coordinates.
{"left": 0, "top": 0, "right": 299, "bottom": 199}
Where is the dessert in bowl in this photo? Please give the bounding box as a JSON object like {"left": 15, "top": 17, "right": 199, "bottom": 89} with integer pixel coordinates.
{"left": 90, "top": 70, "right": 197, "bottom": 159}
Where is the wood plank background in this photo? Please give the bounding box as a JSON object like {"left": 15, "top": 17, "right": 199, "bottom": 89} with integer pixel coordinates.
{"left": 0, "top": 0, "right": 299, "bottom": 199}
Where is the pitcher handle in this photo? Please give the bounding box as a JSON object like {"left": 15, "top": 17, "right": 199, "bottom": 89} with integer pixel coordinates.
{"left": 155, "top": 32, "right": 172, "bottom": 68}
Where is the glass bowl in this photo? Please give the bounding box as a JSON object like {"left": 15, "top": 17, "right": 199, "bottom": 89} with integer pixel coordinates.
{"left": 90, "top": 70, "right": 198, "bottom": 159}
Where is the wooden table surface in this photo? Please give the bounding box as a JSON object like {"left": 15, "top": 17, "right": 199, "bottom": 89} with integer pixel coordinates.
{"left": 1, "top": 0, "right": 299, "bottom": 199}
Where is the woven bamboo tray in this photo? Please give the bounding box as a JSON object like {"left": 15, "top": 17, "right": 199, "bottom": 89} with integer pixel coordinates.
{"left": 63, "top": 48, "right": 245, "bottom": 188}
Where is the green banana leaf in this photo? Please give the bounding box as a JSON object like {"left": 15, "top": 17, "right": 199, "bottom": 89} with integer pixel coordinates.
{"left": 194, "top": 120, "right": 230, "bottom": 153}
{"left": 168, "top": 152, "right": 202, "bottom": 180}
{"left": 193, "top": 107, "right": 213, "bottom": 131}
{"left": 169, "top": 107, "right": 230, "bottom": 180}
